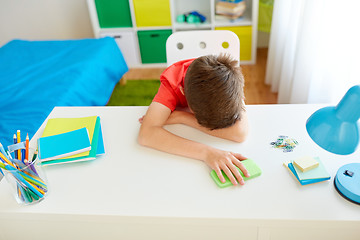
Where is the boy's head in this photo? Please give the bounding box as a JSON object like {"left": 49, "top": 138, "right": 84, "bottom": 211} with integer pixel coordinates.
{"left": 184, "top": 54, "right": 245, "bottom": 130}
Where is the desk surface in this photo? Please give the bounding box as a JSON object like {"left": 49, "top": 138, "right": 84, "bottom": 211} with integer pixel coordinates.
{"left": 1, "top": 105, "right": 360, "bottom": 222}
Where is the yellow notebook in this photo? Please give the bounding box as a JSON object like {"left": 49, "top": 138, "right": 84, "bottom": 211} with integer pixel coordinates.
{"left": 41, "top": 116, "right": 98, "bottom": 159}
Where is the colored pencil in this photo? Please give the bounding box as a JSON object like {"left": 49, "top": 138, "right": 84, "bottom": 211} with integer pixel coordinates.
{"left": 17, "top": 130, "right": 21, "bottom": 161}
{"left": 25, "top": 133, "right": 29, "bottom": 161}
{"left": 0, "top": 152, "right": 16, "bottom": 168}
{"left": 0, "top": 143, "right": 7, "bottom": 157}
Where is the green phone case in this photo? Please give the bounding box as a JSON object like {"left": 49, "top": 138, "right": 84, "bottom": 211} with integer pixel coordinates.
{"left": 210, "top": 158, "right": 262, "bottom": 188}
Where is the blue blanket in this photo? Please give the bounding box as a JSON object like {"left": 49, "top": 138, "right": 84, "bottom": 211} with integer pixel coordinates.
{"left": 0, "top": 37, "right": 128, "bottom": 149}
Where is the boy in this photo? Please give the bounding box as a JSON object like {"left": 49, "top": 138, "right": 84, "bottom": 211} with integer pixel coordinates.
{"left": 138, "top": 54, "right": 249, "bottom": 186}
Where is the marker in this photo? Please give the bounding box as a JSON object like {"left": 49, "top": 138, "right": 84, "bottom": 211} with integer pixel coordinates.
{"left": 27, "top": 188, "right": 40, "bottom": 201}
{"left": 4, "top": 164, "right": 44, "bottom": 198}
{"left": 32, "top": 150, "right": 38, "bottom": 162}
{"left": 5, "top": 150, "right": 12, "bottom": 159}
{"left": 0, "top": 156, "right": 44, "bottom": 187}
{"left": 21, "top": 186, "right": 33, "bottom": 203}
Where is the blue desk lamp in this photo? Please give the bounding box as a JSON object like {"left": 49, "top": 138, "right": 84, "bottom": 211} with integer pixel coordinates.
{"left": 306, "top": 85, "right": 360, "bottom": 205}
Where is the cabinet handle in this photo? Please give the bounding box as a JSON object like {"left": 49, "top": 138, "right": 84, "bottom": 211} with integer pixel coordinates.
{"left": 150, "top": 34, "right": 160, "bottom": 38}
{"left": 114, "top": 35, "right": 122, "bottom": 39}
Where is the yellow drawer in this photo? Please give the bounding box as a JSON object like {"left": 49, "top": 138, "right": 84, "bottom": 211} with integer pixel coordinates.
{"left": 133, "top": 0, "right": 171, "bottom": 27}
{"left": 215, "top": 26, "right": 252, "bottom": 61}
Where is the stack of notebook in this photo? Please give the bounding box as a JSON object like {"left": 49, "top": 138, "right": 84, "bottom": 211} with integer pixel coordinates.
{"left": 284, "top": 156, "right": 331, "bottom": 185}
{"left": 215, "top": 0, "right": 246, "bottom": 20}
{"left": 37, "top": 116, "right": 104, "bottom": 165}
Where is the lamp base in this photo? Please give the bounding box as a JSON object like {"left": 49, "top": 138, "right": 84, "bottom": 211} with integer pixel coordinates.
{"left": 334, "top": 163, "right": 360, "bottom": 205}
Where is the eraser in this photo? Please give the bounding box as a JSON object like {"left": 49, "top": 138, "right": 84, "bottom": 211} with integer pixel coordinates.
{"left": 293, "top": 156, "right": 319, "bottom": 172}
{"left": 210, "top": 158, "right": 262, "bottom": 188}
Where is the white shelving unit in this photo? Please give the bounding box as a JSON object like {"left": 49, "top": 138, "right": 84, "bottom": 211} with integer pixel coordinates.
{"left": 87, "top": 0, "right": 258, "bottom": 68}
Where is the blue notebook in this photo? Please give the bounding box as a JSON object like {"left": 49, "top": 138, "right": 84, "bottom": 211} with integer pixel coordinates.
{"left": 38, "top": 127, "right": 91, "bottom": 161}
{"left": 40, "top": 117, "right": 104, "bottom": 165}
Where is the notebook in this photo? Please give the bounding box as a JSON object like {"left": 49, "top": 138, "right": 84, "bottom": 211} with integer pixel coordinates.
{"left": 41, "top": 116, "right": 98, "bottom": 159}
{"left": 38, "top": 127, "right": 91, "bottom": 161}
{"left": 39, "top": 116, "right": 105, "bottom": 165}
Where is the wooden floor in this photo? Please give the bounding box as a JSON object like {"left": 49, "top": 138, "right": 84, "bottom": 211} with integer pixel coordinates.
{"left": 123, "top": 48, "right": 278, "bottom": 104}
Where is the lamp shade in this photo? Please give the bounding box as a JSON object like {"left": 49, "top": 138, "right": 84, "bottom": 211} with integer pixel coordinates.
{"left": 306, "top": 85, "right": 360, "bottom": 155}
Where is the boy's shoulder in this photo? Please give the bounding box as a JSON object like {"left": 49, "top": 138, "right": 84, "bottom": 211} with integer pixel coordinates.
{"left": 161, "top": 58, "right": 195, "bottom": 84}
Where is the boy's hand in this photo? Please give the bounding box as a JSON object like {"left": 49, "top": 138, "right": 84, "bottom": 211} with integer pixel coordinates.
{"left": 205, "top": 149, "right": 250, "bottom": 186}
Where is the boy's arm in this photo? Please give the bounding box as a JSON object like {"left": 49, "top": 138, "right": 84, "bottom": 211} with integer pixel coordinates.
{"left": 138, "top": 102, "right": 250, "bottom": 185}
{"left": 165, "top": 110, "right": 249, "bottom": 143}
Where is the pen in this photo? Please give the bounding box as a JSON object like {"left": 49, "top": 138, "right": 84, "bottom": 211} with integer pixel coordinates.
{"left": 21, "top": 149, "right": 26, "bottom": 162}
{"left": 13, "top": 134, "right": 18, "bottom": 160}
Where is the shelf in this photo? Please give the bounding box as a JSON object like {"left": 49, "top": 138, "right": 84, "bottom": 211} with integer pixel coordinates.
{"left": 88, "top": 0, "right": 258, "bottom": 66}
{"left": 136, "top": 26, "right": 173, "bottom": 31}
{"left": 99, "top": 28, "right": 134, "bottom": 33}
{"left": 173, "top": 22, "right": 212, "bottom": 31}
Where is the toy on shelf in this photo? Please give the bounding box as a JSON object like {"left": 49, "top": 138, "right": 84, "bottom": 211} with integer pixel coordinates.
{"left": 176, "top": 11, "right": 206, "bottom": 24}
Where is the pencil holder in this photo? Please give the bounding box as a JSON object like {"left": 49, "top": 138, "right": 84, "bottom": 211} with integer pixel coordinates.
{"left": 3, "top": 148, "right": 48, "bottom": 205}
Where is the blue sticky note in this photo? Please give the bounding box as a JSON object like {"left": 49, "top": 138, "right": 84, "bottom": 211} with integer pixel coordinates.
{"left": 287, "top": 162, "right": 330, "bottom": 185}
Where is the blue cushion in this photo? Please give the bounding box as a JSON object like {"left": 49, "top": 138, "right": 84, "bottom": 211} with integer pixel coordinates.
{"left": 0, "top": 37, "right": 128, "bottom": 148}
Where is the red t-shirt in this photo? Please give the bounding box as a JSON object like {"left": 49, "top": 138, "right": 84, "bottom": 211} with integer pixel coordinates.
{"left": 153, "top": 59, "right": 195, "bottom": 111}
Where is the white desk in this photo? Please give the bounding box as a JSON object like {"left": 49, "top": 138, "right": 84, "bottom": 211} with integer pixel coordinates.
{"left": 0, "top": 105, "right": 359, "bottom": 240}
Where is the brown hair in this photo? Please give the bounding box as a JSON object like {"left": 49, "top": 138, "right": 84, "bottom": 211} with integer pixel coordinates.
{"left": 184, "top": 54, "right": 245, "bottom": 130}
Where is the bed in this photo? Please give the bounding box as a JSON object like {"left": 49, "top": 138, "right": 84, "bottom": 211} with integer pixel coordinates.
{"left": 0, "top": 37, "right": 128, "bottom": 149}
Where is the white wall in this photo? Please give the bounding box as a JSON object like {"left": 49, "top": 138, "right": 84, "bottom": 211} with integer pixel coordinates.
{"left": 0, "top": 0, "right": 94, "bottom": 47}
